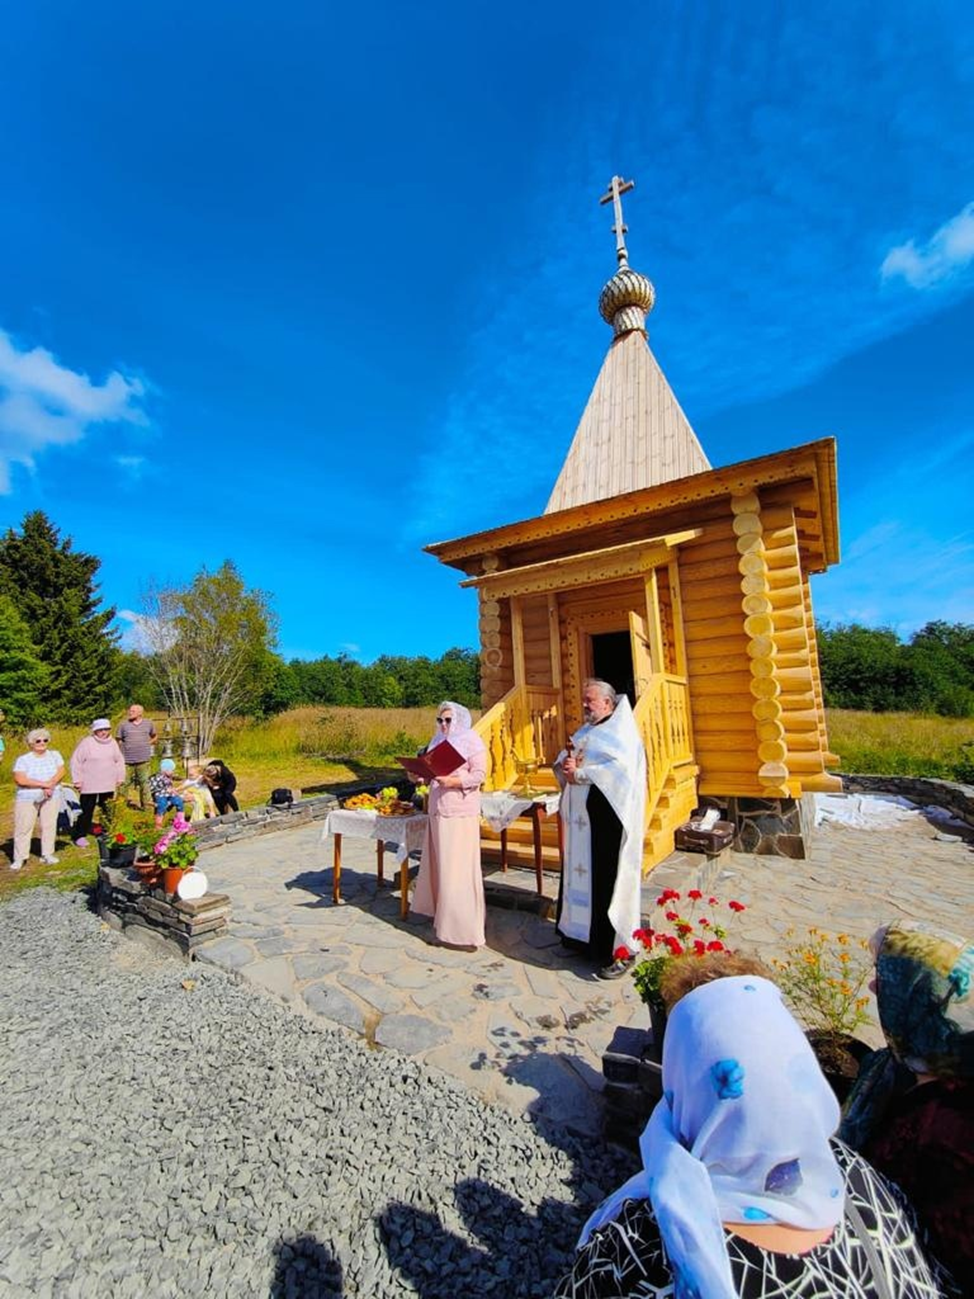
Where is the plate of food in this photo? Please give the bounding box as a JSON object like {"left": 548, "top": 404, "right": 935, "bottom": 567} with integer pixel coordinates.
{"left": 344, "top": 793, "right": 379, "bottom": 811}
{"left": 375, "top": 800, "right": 417, "bottom": 817}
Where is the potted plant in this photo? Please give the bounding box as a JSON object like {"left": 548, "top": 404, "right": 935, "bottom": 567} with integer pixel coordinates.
{"left": 621, "top": 888, "right": 748, "bottom": 1042}
{"left": 152, "top": 815, "right": 200, "bottom": 897}
{"left": 93, "top": 802, "right": 156, "bottom": 868}
{"left": 772, "top": 927, "right": 874, "bottom": 1100}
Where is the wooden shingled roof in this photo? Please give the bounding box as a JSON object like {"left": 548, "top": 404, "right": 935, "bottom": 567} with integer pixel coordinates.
{"left": 544, "top": 326, "right": 711, "bottom": 512}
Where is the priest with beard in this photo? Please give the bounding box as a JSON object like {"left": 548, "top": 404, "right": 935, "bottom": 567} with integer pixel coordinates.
{"left": 554, "top": 679, "right": 646, "bottom": 979}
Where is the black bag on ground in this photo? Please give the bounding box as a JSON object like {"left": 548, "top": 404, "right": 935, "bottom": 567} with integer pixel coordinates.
{"left": 268, "top": 788, "right": 294, "bottom": 808}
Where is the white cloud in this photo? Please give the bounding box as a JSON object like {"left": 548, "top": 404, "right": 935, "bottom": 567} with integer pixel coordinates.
{"left": 116, "top": 608, "right": 172, "bottom": 653}
{"left": 880, "top": 201, "right": 974, "bottom": 289}
{"left": 114, "top": 454, "right": 147, "bottom": 479}
{"left": 0, "top": 328, "right": 149, "bottom": 492}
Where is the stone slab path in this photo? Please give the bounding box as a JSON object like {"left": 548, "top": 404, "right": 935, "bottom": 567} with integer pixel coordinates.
{"left": 192, "top": 796, "right": 974, "bottom": 1135}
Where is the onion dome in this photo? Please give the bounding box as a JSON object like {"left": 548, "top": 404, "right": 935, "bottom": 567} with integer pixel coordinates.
{"left": 598, "top": 265, "right": 656, "bottom": 338}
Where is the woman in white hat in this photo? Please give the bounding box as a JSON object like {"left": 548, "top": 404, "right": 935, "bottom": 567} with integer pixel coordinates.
{"left": 69, "top": 719, "right": 125, "bottom": 848}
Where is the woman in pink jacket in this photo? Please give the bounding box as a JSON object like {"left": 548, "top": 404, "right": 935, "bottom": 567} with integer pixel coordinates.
{"left": 411, "top": 701, "right": 487, "bottom": 949}
{"left": 70, "top": 718, "right": 126, "bottom": 848}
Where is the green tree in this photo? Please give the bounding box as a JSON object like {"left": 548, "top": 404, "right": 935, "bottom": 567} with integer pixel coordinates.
{"left": 0, "top": 511, "right": 119, "bottom": 721}
{"left": 907, "top": 622, "right": 974, "bottom": 716}
{"left": 817, "top": 624, "right": 918, "bottom": 712}
{"left": 141, "top": 561, "right": 278, "bottom": 752}
{"left": 436, "top": 646, "right": 481, "bottom": 706}
{"left": 0, "top": 593, "right": 49, "bottom": 726}
{"left": 256, "top": 655, "right": 300, "bottom": 715}
{"left": 111, "top": 649, "right": 165, "bottom": 713}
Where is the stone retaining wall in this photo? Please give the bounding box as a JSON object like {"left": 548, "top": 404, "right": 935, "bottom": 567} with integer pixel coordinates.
{"left": 601, "top": 1024, "right": 662, "bottom": 1150}
{"left": 193, "top": 793, "right": 339, "bottom": 852}
{"left": 97, "top": 865, "right": 231, "bottom": 956}
{"left": 840, "top": 773, "right": 974, "bottom": 828}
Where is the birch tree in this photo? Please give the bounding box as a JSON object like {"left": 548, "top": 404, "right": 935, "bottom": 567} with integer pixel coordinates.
{"left": 142, "top": 562, "right": 277, "bottom": 754}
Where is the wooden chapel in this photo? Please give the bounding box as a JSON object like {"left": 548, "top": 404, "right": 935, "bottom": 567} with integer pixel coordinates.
{"left": 426, "top": 177, "right": 843, "bottom": 873}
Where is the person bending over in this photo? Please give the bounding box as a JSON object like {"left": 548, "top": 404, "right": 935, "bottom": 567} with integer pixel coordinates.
{"left": 203, "top": 760, "right": 239, "bottom": 815}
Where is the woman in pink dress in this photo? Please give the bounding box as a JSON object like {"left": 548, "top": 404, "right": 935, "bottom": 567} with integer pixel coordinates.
{"left": 411, "top": 701, "right": 487, "bottom": 949}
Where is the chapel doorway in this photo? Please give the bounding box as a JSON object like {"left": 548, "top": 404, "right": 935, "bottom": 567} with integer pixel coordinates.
{"left": 591, "top": 630, "right": 635, "bottom": 706}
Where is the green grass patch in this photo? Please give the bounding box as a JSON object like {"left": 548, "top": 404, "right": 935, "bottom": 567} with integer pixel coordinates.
{"left": 827, "top": 709, "right": 974, "bottom": 780}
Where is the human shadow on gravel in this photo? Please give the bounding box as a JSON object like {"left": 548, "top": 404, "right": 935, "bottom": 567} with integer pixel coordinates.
{"left": 379, "top": 1180, "right": 574, "bottom": 1298}
{"left": 379, "top": 1160, "right": 635, "bottom": 1298}
{"left": 269, "top": 1234, "right": 343, "bottom": 1297}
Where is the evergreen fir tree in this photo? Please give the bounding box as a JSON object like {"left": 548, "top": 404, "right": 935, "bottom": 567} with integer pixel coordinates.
{"left": 0, "top": 512, "right": 119, "bottom": 722}
{"left": 0, "top": 594, "right": 49, "bottom": 726}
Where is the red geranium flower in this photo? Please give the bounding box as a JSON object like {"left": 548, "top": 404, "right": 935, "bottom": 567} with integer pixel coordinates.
{"left": 728, "top": 900, "right": 746, "bottom": 913}
{"left": 614, "top": 946, "right": 632, "bottom": 962}
{"left": 693, "top": 939, "right": 707, "bottom": 955}
{"left": 708, "top": 897, "right": 719, "bottom": 906}
{"left": 699, "top": 917, "right": 711, "bottom": 928}
{"left": 687, "top": 889, "right": 703, "bottom": 900}
{"left": 707, "top": 940, "right": 726, "bottom": 952}
{"left": 665, "top": 910, "right": 679, "bottom": 923}
{"left": 114, "top": 833, "right": 126, "bottom": 844}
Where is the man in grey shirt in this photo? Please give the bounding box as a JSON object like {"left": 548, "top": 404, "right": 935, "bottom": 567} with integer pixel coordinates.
{"left": 116, "top": 703, "right": 157, "bottom": 810}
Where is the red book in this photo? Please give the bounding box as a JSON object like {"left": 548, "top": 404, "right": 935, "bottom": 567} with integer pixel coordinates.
{"left": 396, "top": 741, "right": 466, "bottom": 782}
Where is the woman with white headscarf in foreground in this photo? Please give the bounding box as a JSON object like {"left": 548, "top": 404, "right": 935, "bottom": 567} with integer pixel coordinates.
{"left": 411, "top": 701, "right": 487, "bottom": 949}
{"left": 554, "top": 975, "right": 956, "bottom": 1299}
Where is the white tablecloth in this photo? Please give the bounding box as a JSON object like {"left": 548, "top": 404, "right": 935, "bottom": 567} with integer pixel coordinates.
{"left": 479, "top": 791, "right": 561, "bottom": 833}
{"left": 321, "top": 808, "right": 428, "bottom": 862}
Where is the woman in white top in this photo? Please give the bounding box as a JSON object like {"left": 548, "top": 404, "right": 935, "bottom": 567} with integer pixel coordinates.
{"left": 11, "top": 728, "right": 65, "bottom": 871}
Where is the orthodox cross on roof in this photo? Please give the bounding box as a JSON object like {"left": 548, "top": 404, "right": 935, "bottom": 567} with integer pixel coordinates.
{"left": 599, "top": 175, "right": 635, "bottom": 267}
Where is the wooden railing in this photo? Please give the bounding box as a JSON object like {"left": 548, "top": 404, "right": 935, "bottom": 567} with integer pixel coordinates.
{"left": 475, "top": 684, "right": 560, "bottom": 791}
{"left": 477, "top": 676, "right": 693, "bottom": 847}
{"left": 633, "top": 673, "right": 693, "bottom": 826}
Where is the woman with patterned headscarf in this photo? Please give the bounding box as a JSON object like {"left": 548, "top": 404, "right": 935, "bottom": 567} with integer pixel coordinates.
{"left": 840, "top": 922, "right": 973, "bottom": 1293}
{"left": 555, "top": 976, "right": 954, "bottom": 1299}
{"left": 411, "top": 701, "right": 487, "bottom": 949}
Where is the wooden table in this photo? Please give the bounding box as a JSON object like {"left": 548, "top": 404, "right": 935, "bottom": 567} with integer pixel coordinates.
{"left": 480, "top": 791, "right": 563, "bottom": 897}
{"left": 321, "top": 809, "right": 428, "bottom": 919}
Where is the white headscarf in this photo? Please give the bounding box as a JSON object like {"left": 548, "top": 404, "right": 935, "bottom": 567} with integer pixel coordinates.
{"left": 426, "top": 701, "right": 479, "bottom": 758}
{"left": 580, "top": 976, "right": 844, "bottom": 1299}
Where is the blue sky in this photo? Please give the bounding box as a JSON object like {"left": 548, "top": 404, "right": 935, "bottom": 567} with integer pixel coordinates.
{"left": 1, "top": 0, "right": 972, "bottom": 662}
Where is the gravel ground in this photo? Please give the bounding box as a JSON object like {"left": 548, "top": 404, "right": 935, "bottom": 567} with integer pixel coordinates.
{"left": 0, "top": 891, "right": 633, "bottom": 1298}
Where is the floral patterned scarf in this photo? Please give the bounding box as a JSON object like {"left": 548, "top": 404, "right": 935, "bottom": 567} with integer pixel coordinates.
{"left": 840, "top": 921, "right": 974, "bottom": 1151}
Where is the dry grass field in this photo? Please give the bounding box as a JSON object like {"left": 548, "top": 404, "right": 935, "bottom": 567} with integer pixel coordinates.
{"left": 1, "top": 704, "right": 968, "bottom": 900}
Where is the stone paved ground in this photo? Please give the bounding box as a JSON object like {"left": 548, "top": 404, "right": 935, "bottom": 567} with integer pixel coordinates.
{"left": 188, "top": 796, "right": 974, "bottom": 1135}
